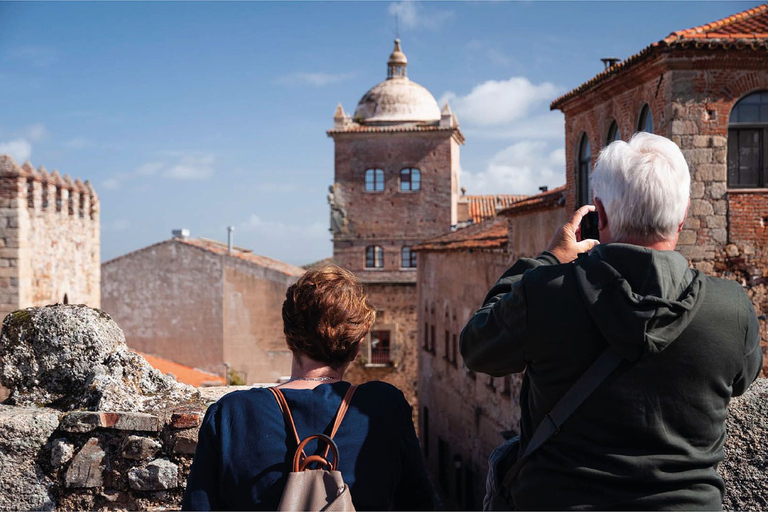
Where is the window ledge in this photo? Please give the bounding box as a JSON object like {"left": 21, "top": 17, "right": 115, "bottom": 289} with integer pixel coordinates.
{"left": 363, "top": 267, "right": 385, "bottom": 271}
{"left": 398, "top": 189, "right": 421, "bottom": 194}
{"left": 728, "top": 188, "right": 768, "bottom": 194}
{"left": 399, "top": 267, "right": 417, "bottom": 271}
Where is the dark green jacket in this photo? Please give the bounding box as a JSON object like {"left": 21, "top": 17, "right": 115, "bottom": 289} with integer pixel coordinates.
{"left": 461, "top": 243, "right": 762, "bottom": 510}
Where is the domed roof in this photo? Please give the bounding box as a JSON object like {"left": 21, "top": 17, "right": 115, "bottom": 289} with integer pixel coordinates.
{"left": 353, "top": 39, "right": 441, "bottom": 125}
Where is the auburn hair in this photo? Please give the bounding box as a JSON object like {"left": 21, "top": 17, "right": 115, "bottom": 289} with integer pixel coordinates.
{"left": 282, "top": 265, "right": 376, "bottom": 368}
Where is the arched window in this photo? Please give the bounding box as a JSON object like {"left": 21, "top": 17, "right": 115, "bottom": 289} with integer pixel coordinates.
{"left": 637, "top": 104, "right": 653, "bottom": 133}
{"left": 401, "top": 246, "right": 417, "bottom": 268}
{"left": 400, "top": 168, "right": 421, "bottom": 191}
{"left": 365, "top": 245, "right": 384, "bottom": 268}
{"left": 364, "top": 169, "right": 384, "bottom": 191}
{"left": 728, "top": 91, "right": 768, "bottom": 188}
{"left": 607, "top": 120, "right": 621, "bottom": 144}
{"left": 577, "top": 134, "right": 592, "bottom": 207}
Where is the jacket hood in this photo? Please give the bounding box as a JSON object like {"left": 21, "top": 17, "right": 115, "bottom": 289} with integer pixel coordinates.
{"left": 573, "top": 243, "right": 707, "bottom": 362}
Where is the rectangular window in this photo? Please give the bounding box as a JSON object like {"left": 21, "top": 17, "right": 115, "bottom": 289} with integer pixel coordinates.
{"left": 365, "top": 246, "right": 384, "bottom": 268}
{"left": 452, "top": 334, "right": 458, "bottom": 367}
{"left": 728, "top": 128, "right": 766, "bottom": 187}
{"left": 438, "top": 437, "right": 449, "bottom": 490}
{"left": 430, "top": 325, "right": 436, "bottom": 353}
{"left": 369, "top": 330, "right": 391, "bottom": 365}
{"left": 444, "top": 330, "right": 450, "bottom": 361}
{"left": 365, "top": 169, "right": 384, "bottom": 191}
{"left": 422, "top": 406, "right": 430, "bottom": 458}
{"left": 423, "top": 321, "right": 429, "bottom": 350}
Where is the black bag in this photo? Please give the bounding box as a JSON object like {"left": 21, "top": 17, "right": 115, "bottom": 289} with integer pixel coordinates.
{"left": 484, "top": 435, "right": 520, "bottom": 510}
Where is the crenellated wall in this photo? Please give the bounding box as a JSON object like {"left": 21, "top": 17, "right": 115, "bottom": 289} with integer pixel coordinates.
{"left": 0, "top": 155, "right": 100, "bottom": 319}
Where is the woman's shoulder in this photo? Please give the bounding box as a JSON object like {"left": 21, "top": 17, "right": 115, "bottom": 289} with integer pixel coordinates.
{"left": 354, "top": 381, "right": 411, "bottom": 409}
{"left": 209, "top": 386, "right": 277, "bottom": 411}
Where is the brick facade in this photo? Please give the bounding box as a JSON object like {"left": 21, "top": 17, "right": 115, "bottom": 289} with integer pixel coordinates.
{"left": 0, "top": 155, "right": 100, "bottom": 318}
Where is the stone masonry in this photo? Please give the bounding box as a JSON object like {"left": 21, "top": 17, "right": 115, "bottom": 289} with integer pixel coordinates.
{"left": 0, "top": 155, "right": 100, "bottom": 319}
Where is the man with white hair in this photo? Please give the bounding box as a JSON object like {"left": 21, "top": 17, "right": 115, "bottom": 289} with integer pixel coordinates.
{"left": 461, "top": 132, "right": 762, "bottom": 509}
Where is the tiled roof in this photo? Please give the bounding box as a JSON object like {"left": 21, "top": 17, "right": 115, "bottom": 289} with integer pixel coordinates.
{"left": 415, "top": 216, "right": 508, "bottom": 253}
{"left": 178, "top": 238, "right": 306, "bottom": 277}
{"left": 497, "top": 185, "right": 566, "bottom": 217}
{"left": 551, "top": 4, "right": 768, "bottom": 110}
{"left": 327, "top": 125, "right": 465, "bottom": 144}
{"left": 466, "top": 195, "right": 528, "bottom": 224}
{"left": 136, "top": 351, "right": 225, "bottom": 387}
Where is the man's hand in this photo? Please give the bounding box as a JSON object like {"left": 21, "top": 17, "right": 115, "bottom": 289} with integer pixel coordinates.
{"left": 545, "top": 205, "right": 600, "bottom": 263}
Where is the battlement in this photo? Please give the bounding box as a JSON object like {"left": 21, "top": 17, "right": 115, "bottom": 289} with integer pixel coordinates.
{"left": 0, "top": 154, "right": 100, "bottom": 317}
{"left": 0, "top": 154, "right": 99, "bottom": 220}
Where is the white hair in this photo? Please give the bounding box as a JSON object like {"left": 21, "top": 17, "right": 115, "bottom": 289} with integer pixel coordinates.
{"left": 591, "top": 132, "right": 690, "bottom": 242}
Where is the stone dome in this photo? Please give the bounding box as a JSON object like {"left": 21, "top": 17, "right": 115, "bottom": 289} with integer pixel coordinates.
{"left": 352, "top": 39, "right": 441, "bottom": 125}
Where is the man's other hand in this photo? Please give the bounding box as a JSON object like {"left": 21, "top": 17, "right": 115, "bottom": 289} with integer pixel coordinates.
{"left": 545, "top": 205, "right": 600, "bottom": 263}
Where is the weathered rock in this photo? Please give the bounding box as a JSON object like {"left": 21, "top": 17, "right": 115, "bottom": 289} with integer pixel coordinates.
{"left": 128, "top": 458, "right": 179, "bottom": 491}
{"left": 0, "top": 305, "right": 199, "bottom": 412}
{"left": 122, "top": 435, "right": 161, "bottom": 461}
{"left": 0, "top": 406, "right": 59, "bottom": 510}
{"left": 172, "top": 435, "right": 198, "bottom": 455}
{"left": 170, "top": 409, "right": 202, "bottom": 429}
{"left": 65, "top": 437, "right": 105, "bottom": 488}
{"left": 722, "top": 378, "right": 768, "bottom": 510}
{"left": 50, "top": 438, "right": 75, "bottom": 468}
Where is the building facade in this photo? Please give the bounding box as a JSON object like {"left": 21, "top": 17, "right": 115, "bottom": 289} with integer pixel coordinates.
{"left": 415, "top": 188, "right": 566, "bottom": 508}
{"left": 551, "top": 3, "right": 768, "bottom": 374}
{"left": 101, "top": 235, "right": 305, "bottom": 384}
{"left": 0, "top": 155, "right": 100, "bottom": 318}
{"left": 327, "top": 40, "right": 465, "bottom": 406}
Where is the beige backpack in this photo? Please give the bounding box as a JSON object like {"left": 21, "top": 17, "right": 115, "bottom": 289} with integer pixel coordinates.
{"left": 269, "top": 385, "right": 357, "bottom": 512}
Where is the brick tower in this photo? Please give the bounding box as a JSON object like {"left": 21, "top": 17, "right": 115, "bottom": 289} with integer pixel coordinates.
{"left": 327, "top": 40, "right": 464, "bottom": 406}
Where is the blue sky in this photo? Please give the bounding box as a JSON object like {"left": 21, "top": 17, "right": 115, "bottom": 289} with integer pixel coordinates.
{"left": 0, "top": 1, "right": 762, "bottom": 265}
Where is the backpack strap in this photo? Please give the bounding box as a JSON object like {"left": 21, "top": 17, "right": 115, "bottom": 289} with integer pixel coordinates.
{"left": 269, "top": 384, "right": 358, "bottom": 466}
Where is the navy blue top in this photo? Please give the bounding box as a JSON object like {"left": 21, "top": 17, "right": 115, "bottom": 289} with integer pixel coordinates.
{"left": 182, "top": 381, "right": 434, "bottom": 510}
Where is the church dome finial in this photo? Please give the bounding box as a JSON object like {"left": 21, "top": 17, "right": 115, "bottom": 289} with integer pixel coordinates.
{"left": 387, "top": 38, "right": 407, "bottom": 79}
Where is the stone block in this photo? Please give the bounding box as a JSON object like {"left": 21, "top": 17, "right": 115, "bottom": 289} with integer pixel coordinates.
{"left": 712, "top": 228, "right": 727, "bottom": 245}
{"left": 104, "top": 412, "right": 162, "bottom": 432}
{"left": 690, "top": 199, "right": 714, "bottom": 216}
{"left": 172, "top": 436, "right": 197, "bottom": 455}
{"left": 128, "top": 458, "right": 179, "bottom": 491}
{"left": 693, "top": 135, "right": 712, "bottom": 148}
{"left": 59, "top": 411, "right": 104, "bottom": 433}
{"left": 725, "top": 244, "right": 740, "bottom": 258}
{"left": 706, "top": 215, "right": 727, "bottom": 229}
{"left": 170, "top": 410, "right": 202, "bottom": 429}
{"left": 708, "top": 182, "right": 727, "bottom": 199}
{"left": 50, "top": 438, "right": 74, "bottom": 468}
{"left": 690, "top": 182, "right": 705, "bottom": 199}
{"left": 65, "top": 437, "right": 105, "bottom": 488}
{"left": 121, "top": 435, "right": 161, "bottom": 461}
{"left": 678, "top": 230, "right": 697, "bottom": 246}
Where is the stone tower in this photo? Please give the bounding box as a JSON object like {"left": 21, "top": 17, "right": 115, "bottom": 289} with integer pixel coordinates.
{"left": 327, "top": 40, "right": 464, "bottom": 405}
{"left": 0, "top": 155, "right": 100, "bottom": 319}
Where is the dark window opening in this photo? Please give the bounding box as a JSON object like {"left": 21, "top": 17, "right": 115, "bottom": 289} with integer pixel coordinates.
{"left": 400, "top": 168, "right": 421, "bottom": 191}
{"left": 401, "top": 246, "right": 417, "bottom": 268}
{"left": 365, "top": 168, "right": 384, "bottom": 191}
{"left": 63, "top": 293, "right": 69, "bottom": 305}
{"left": 501, "top": 375, "right": 512, "bottom": 396}
{"left": 607, "top": 120, "right": 621, "bottom": 144}
{"left": 27, "top": 179, "right": 34, "bottom": 208}
{"left": 577, "top": 133, "right": 592, "bottom": 207}
{"left": 637, "top": 104, "right": 654, "bottom": 134}
{"left": 41, "top": 184, "right": 49, "bottom": 209}
{"left": 369, "top": 330, "right": 390, "bottom": 365}
{"left": 452, "top": 334, "right": 458, "bottom": 367}
{"left": 438, "top": 438, "right": 449, "bottom": 490}
{"left": 365, "top": 245, "right": 384, "bottom": 268}
{"left": 430, "top": 324, "right": 436, "bottom": 353}
{"left": 728, "top": 91, "right": 768, "bottom": 188}
{"left": 55, "top": 187, "right": 62, "bottom": 212}
{"left": 444, "top": 330, "right": 450, "bottom": 361}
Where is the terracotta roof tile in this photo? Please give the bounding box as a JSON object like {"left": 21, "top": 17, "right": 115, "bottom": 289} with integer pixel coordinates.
{"left": 497, "top": 185, "right": 566, "bottom": 217}
{"left": 136, "top": 351, "right": 225, "bottom": 387}
{"left": 551, "top": 4, "right": 768, "bottom": 110}
{"left": 415, "top": 216, "right": 508, "bottom": 253}
{"left": 466, "top": 194, "right": 527, "bottom": 224}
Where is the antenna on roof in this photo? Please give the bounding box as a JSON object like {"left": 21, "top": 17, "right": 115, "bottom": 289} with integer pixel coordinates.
{"left": 227, "top": 226, "right": 235, "bottom": 254}
{"left": 395, "top": 13, "right": 400, "bottom": 40}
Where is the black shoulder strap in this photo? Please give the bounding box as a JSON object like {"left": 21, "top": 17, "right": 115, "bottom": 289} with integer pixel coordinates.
{"left": 501, "top": 349, "right": 623, "bottom": 488}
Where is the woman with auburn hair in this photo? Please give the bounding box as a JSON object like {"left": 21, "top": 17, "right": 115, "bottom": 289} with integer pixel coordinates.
{"left": 182, "top": 265, "right": 434, "bottom": 511}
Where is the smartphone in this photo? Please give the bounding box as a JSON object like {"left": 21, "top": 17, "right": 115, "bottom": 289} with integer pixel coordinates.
{"left": 579, "top": 211, "right": 600, "bottom": 241}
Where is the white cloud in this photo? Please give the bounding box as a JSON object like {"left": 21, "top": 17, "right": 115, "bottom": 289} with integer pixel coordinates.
{"left": 0, "top": 138, "right": 32, "bottom": 163}
{"left": 7, "top": 46, "right": 58, "bottom": 67}
{"left": 461, "top": 141, "right": 564, "bottom": 195}
{"left": 464, "top": 111, "right": 565, "bottom": 141}
{"left": 441, "top": 77, "right": 560, "bottom": 126}
{"left": 25, "top": 123, "right": 47, "bottom": 141}
{"left": 240, "top": 214, "right": 327, "bottom": 240}
{"left": 277, "top": 72, "right": 354, "bottom": 87}
{"left": 63, "top": 137, "right": 92, "bottom": 149}
{"left": 134, "top": 162, "right": 164, "bottom": 176}
{"left": 162, "top": 154, "right": 214, "bottom": 180}
{"left": 388, "top": 1, "right": 453, "bottom": 31}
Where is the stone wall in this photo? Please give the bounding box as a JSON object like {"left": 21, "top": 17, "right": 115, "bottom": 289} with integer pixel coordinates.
{"left": 101, "top": 241, "right": 226, "bottom": 377}
{"left": 418, "top": 248, "right": 514, "bottom": 509}
{"left": 0, "top": 156, "right": 100, "bottom": 319}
